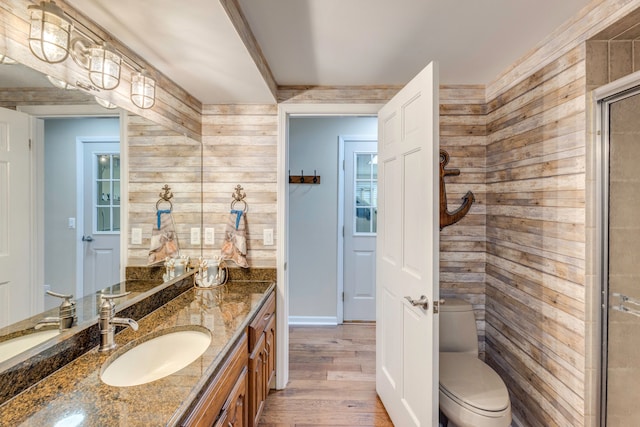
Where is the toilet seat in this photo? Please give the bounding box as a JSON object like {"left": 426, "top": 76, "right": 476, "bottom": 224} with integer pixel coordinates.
{"left": 440, "top": 352, "right": 510, "bottom": 418}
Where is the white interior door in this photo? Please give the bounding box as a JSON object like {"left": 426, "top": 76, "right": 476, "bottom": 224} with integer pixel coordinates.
{"left": 344, "top": 139, "right": 377, "bottom": 321}
{"left": 82, "top": 142, "right": 120, "bottom": 296}
{"left": 376, "top": 62, "right": 439, "bottom": 426}
{"left": 0, "top": 108, "right": 33, "bottom": 327}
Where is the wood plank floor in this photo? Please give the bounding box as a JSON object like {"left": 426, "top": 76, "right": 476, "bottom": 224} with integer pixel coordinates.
{"left": 259, "top": 324, "right": 393, "bottom": 427}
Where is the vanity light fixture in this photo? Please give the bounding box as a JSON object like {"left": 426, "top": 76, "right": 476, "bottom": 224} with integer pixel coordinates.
{"left": 88, "top": 43, "right": 121, "bottom": 90}
{"left": 131, "top": 70, "right": 156, "bottom": 109}
{"left": 27, "top": 1, "right": 155, "bottom": 109}
{"left": 27, "top": 1, "right": 72, "bottom": 64}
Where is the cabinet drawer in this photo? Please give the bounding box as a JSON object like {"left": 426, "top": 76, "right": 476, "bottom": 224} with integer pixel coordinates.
{"left": 248, "top": 291, "right": 275, "bottom": 351}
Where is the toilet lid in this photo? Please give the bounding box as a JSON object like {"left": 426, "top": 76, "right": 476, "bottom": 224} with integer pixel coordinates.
{"left": 440, "top": 352, "right": 509, "bottom": 413}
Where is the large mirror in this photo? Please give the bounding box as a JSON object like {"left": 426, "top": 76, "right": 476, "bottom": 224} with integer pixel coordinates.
{"left": 0, "top": 57, "right": 203, "bottom": 362}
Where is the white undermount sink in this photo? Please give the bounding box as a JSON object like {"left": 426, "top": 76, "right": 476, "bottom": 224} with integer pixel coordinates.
{"left": 0, "top": 329, "right": 60, "bottom": 364}
{"left": 100, "top": 326, "right": 211, "bottom": 387}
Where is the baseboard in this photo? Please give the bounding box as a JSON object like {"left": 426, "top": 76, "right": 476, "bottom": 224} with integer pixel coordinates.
{"left": 288, "top": 316, "right": 338, "bottom": 325}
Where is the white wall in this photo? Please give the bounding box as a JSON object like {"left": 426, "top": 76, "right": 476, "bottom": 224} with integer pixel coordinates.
{"left": 288, "top": 116, "right": 377, "bottom": 321}
{"left": 44, "top": 117, "right": 119, "bottom": 308}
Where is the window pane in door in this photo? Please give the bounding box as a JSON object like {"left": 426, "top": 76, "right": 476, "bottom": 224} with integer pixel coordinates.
{"left": 97, "top": 207, "right": 111, "bottom": 232}
{"left": 354, "top": 153, "right": 377, "bottom": 235}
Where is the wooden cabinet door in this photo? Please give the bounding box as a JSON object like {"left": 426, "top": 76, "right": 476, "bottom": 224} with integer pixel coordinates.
{"left": 264, "top": 314, "right": 276, "bottom": 390}
{"left": 215, "top": 367, "right": 248, "bottom": 427}
{"left": 248, "top": 333, "right": 266, "bottom": 427}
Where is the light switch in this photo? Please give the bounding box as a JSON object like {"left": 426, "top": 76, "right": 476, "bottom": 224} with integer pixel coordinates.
{"left": 191, "top": 227, "right": 201, "bottom": 245}
{"left": 263, "top": 228, "right": 274, "bottom": 246}
{"left": 204, "top": 227, "right": 215, "bottom": 245}
{"left": 131, "top": 228, "right": 142, "bottom": 244}
{"left": 68, "top": 217, "right": 76, "bottom": 229}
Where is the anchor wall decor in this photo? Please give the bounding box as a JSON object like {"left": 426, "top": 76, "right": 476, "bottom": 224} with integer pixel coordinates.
{"left": 440, "top": 149, "right": 474, "bottom": 230}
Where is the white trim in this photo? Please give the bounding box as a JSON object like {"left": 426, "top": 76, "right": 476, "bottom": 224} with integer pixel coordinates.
{"left": 29, "top": 118, "right": 45, "bottom": 315}
{"left": 288, "top": 316, "right": 339, "bottom": 326}
{"left": 277, "top": 103, "right": 382, "bottom": 391}
{"left": 337, "top": 136, "right": 345, "bottom": 325}
{"left": 594, "top": 69, "right": 640, "bottom": 101}
{"left": 17, "top": 105, "right": 123, "bottom": 117}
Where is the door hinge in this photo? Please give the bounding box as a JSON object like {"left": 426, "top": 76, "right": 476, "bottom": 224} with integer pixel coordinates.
{"left": 597, "top": 130, "right": 602, "bottom": 136}
{"left": 342, "top": 160, "right": 345, "bottom": 170}
{"left": 284, "top": 262, "right": 287, "bottom": 271}
{"left": 342, "top": 291, "right": 345, "bottom": 301}
{"left": 29, "top": 138, "right": 32, "bottom": 150}
{"left": 342, "top": 226, "right": 344, "bottom": 237}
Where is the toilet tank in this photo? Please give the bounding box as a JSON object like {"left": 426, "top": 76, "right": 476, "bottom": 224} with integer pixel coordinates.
{"left": 439, "top": 298, "right": 478, "bottom": 355}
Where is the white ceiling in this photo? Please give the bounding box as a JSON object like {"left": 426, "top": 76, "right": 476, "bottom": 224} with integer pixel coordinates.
{"left": 64, "top": 0, "right": 592, "bottom": 104}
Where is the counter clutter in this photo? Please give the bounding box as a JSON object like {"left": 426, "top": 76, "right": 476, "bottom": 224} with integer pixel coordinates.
{"left": 0, "top": 277, "right": 275, "bottom": 426}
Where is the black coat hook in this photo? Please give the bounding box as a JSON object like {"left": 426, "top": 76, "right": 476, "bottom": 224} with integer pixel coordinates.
{"left": 313, "top": 170, "right": 318, "bottom": 183}
{"left": 300, "top": 170, "right": 305, "bottom": 183}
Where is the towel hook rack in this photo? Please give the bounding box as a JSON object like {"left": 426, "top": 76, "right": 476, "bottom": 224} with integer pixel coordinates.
{"left": 288, "top": 169, "right": 321, "bottom": 185}
{"left": 156, "top": 184, "right": 174, "bottom": 211}
{"left": 231, "top": 184, "right": 248, "bottom": 212}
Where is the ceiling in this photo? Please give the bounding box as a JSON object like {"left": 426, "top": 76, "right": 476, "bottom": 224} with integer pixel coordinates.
{"left": 62, "top": 0, "right": 593, "bottom": 104}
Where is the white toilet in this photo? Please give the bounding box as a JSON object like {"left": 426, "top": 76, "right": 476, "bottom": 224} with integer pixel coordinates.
{"left": 439, "top": 298, "right": 512, "bottom": 427}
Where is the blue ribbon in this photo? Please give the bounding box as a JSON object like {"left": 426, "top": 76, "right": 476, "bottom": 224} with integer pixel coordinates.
{"left": 231, "top": 209, "right": 243, "bottom": 230}
{"left": 157, "top": 209, "right": 171, "bottom": 229}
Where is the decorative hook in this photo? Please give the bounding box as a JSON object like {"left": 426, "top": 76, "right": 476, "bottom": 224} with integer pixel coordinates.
{"left": 300, "top": 170, "right": 305, "bottom": 183}
{"left": 159, "top": 184, "right": 173, "bottom": 202}
{"left": 439, "top": 149, "right": 474, "bottom": 230}
{"left": 313, "top": 170, "right": 318, "bottom": 183}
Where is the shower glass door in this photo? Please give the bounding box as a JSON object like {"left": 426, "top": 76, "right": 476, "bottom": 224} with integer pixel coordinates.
{"left": 602, "top": 89, "right": 640, "bottom": 426}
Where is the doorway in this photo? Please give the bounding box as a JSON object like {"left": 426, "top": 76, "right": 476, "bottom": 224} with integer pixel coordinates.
{"left": 599, "top": 86, "right": 640, "bottom": 425}
{"left": 287, "top": 116, "right": 378, "bottom": 325}
{"left": 41, "top": 116, "right": 120, "bottom": 308}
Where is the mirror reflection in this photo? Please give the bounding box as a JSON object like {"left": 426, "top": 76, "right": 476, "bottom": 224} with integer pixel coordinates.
{"left": 0, "top": 57, "right": 202, "bottom": 364}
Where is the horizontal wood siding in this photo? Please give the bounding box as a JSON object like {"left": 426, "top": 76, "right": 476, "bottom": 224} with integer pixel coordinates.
{"left": 201, "top": 104, "right": 278, "bottom": 268}
{"left": 439, "top": 85, "right": 488, "bottom": 354}
{"left": 485, "top": 45, "right": 587, "bottom": 427}
{"left": 127, "top": 114, "right": 202, "bottom": 265}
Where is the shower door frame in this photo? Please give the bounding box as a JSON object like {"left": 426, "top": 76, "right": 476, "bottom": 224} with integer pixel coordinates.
{"left": 594, "top": 71, "right": 640, "bottom": 426}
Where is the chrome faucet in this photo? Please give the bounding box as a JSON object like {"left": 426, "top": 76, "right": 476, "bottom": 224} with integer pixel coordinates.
{"left": 98, "top": 292, "right": 139, "bottom": 352}
{"left": 35, "top": 291, "right": 77, "bottom": 330}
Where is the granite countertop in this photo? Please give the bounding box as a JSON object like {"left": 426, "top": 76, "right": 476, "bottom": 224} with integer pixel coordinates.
{"left": 0, "top": 280, "right": 275, "bottom": 426}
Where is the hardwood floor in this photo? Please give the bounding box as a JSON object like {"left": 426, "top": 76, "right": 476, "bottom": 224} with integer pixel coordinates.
{"left": 259, "top": 324, "right": 393, "bottom": 427}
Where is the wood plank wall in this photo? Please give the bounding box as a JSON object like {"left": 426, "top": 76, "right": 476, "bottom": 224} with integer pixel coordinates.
{"left": 439, "top": 85, "right": 488, "bottom": 354}
{"left": 484, "top": 44, "right": 587, "bottom": 427}
{"left": 127, "top": 114, "right": 202, "bottom": 265}
{"left": 201, "top": 104, "right": 278, "bottom": 268}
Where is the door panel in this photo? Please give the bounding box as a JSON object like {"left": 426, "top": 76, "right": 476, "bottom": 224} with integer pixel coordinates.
{"left": 0, "top": 108, "right": 32, "bottom": 328}
{"left": 376, "top": 62, "right": 439, "bottom": 427}
{"left": 82, "top": 142, "right": 120, "bottom": 297}
{"left": 344, "top": 139, "right": 377, "bottom": 321}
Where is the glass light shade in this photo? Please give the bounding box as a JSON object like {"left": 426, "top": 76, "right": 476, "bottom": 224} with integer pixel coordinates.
{"left": 131, "top": 72, "right": 156, "bottom": 109}
{"left": 94, "top": 96, "right": 117, "bottom": 109}
{"left": 28, "top": 1, "right": 72, "bottom": 64}
{"left": 0, "top": 54, "right": 17, "bottom": 65}
{"left": 88, "top": 44, "right": 121, "bottom": 90}
{"left": 46, "top": 75, "right": 76, "bottom": 90}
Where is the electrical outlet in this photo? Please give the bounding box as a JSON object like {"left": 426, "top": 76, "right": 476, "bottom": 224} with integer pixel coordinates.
{"left": 263, "top": 228, "right": 274, "bottom": 246}
{"left": 131, "top": 228, "right": 142, "bottom": 244}
{"left": 191, "top": 227, "right": 201, "bottom": 245}
{"left": 204, "top": 227, "right": 215, "bottom": 245}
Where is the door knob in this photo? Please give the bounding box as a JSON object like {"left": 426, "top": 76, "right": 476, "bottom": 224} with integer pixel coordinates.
{"left": 82, "top": 235, "right": 94, "bottom": 242}
{"left": 404, "top": 295, "right": 429, "bottom": 310}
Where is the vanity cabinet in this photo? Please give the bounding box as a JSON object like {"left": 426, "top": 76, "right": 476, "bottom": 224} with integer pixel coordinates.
{"left": 182, "top": 333, "right": 248, "bottom": 427}
{"left": 181, "top": 289, "right": 276, "bottom": 427}
{"left": 247, "top": 291, "right": 276, "bottom": 427}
